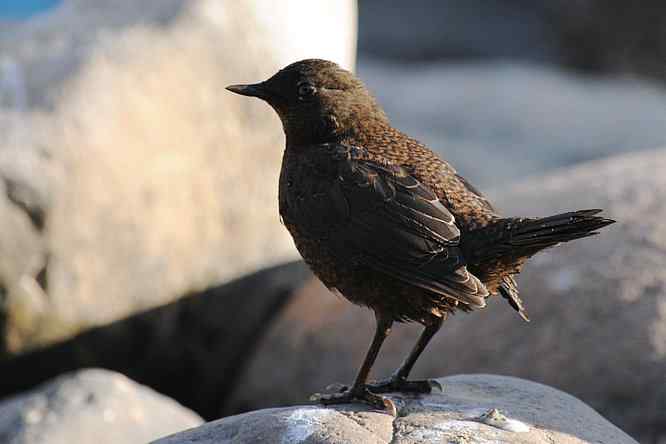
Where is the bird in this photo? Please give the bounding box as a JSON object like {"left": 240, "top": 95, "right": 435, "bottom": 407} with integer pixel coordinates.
{"left": 226, "top": 59, "right": 615, "bottom": 414}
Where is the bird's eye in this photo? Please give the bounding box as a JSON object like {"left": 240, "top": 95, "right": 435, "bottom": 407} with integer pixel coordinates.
{"left": 297, "top": 82, "right": 317, "bottom": 100}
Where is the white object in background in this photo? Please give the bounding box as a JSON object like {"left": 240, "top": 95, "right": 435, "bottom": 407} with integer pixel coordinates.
{"left": 198, "top": 0, "right": 357, "bottom": 72}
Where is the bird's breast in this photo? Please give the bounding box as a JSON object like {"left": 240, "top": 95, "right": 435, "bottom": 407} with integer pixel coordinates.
{"left": 279, "top": 153, "right": 339, "bottom": 235}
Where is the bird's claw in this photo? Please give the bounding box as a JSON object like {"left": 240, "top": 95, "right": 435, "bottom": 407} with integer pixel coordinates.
{"left": 366, "top": 377, "right": 440, "bottom": 395}
{"left": 312, "top": 387, "right": 397, "bottom": 416}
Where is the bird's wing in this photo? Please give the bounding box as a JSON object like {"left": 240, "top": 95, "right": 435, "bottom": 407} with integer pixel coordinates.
{"left": 300, "top": 144, "right": 489, "bottom": 308}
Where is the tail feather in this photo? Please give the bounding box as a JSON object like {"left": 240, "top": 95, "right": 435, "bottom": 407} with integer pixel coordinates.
{"left": 464, "top": 209, "right": 615, "bottom": 321}
{"left": 507, "top": 209, "right": 615, "bottom": 252}
{"left": 499, "top": 275, "right": 529, "bottom": 322}
{"left": 466, "top": 209, "right": 615, "bottom": 265}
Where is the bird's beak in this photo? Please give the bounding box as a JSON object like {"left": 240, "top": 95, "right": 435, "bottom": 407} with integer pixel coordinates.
{"left": 225, "top": 82, "right": 270, "bottom": 100}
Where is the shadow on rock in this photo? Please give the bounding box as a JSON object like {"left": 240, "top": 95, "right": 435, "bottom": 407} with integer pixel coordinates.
{"left": 0, "top": 261, "right": 311, "bottom": 420}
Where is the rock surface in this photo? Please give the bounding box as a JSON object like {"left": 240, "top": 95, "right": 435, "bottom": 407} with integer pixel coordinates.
{"left": 0, "top": 368, "right": 202, "bottom": 444}
{"left": 0, "top": 0, "right": 356, "bottom": 354}
{"left": 359, "top": 0, "right": 666, "bottom": 81}
{"left": 226, "top": 148, "right": 666, "bottom": 443}
{"left": 156, "top": 374, "right": 636, "bottom": 444}
{"left": 359, "top": 58, "right": 666, "bottom": 187}
{"left": 0, "top": 261, "right": 312, "bottom": 420}
{"left": 359, "top": 1, "right": 559, "bottom": 62}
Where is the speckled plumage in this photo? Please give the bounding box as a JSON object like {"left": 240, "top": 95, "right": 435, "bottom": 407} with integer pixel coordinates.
{"left": 227, "top": 59, "right": 615, "bottom": 412}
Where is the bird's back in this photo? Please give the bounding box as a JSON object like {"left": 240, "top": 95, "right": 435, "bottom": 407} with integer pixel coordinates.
{"left": 341, "top": 124, "right": 499, "bottom": 232}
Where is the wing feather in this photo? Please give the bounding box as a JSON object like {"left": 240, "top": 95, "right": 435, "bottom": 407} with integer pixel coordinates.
{"left": 315, "top": 144, "right": 489, "bottom": 308}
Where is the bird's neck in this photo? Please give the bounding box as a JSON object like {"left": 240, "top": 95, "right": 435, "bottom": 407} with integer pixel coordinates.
{"left": 285, "top": 116, "right": 395, "bottom": 150}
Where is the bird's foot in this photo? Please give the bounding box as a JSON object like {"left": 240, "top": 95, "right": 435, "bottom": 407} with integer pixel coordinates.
{"left": 366, "top": 376, "right": 442, "bottom": 395}
{"left": 310, "top": 386, "right": 397, "bottom": 416}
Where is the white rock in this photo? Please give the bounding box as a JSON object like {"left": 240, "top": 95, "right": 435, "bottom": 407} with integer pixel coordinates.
{"left": 154, "top": 374, "right": 637, "bottom": 444}
{"left": 0, "top": 369, "right": 203, "bottom": 444}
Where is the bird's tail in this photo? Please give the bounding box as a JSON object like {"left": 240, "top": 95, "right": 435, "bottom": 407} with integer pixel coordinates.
{"left": 464, "top": 209, "right": 615, "bottom": 266}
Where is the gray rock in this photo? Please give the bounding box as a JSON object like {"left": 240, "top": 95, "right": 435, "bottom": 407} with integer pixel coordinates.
{"left": 226, "top": 148, "right": 665, "bottom": 443}
{"left": 359, "top": 1, "right": 559, "bottom": 62}
{"left": 359, "top": 1, "right": 666, "bottom": 81}
{"left": 156, "top": 374, "right": 636, "bottom": 444}
{"left": 0, "top": 0, "right": 356, "bottom": 354}
{"left": 359, "top": 58, "right": 666, "bottom": 187}
{"left": 482, "top": 147, "right": 666, "bottom": 442}
{"left": 0, "top": 369, "right": 202, "bottom": 444}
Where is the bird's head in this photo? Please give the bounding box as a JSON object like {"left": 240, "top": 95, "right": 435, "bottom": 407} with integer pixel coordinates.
{"left": 226, "top": 59, "right": 388, "bottom": 146}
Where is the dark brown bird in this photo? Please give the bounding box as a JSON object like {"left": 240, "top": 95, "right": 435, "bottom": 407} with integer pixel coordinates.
{"left": 227, "top": 59, "right": 615, "bottom": 413}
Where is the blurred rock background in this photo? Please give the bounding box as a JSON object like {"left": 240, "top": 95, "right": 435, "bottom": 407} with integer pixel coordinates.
{"left": 1, "top": 0, "right": 665, "bottom": 443}
{"left": 0, "top": 0, "right": 354, "bottom": 355}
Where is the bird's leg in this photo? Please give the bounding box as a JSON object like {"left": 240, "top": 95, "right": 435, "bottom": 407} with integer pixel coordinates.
{"left": 367, "top": 316, "right": 444, "bottom": 394}
{"left": 313, "top": 314, "right": 396, "bottom": 413}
